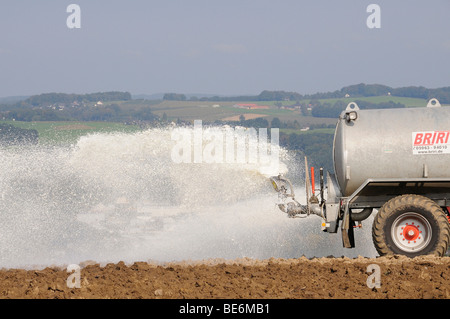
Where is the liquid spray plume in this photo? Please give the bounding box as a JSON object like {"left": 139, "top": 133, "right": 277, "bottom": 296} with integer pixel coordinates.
{"left": 0, "top": 125, "right": 376, "bottom": 269}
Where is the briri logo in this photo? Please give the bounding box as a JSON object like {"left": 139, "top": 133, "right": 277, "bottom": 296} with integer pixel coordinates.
{"left": 412, "top": 131, "right": 450, "bottom": 155}
{"left": 413, "top": 131, "right": 450, "bottom": 146}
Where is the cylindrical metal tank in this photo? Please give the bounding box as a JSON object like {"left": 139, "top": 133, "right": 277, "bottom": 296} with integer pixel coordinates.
{"left": 333, "top": 102, "right": 450, "bottom": 196}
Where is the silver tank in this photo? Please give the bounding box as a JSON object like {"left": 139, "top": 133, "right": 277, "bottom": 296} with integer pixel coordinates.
{"left": 333, "top": 100, "right": 450, "bottom": 196}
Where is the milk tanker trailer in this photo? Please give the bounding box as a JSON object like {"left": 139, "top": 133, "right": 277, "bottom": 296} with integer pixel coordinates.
{"left": 270, "top": 99, "right": 450, "bottom": 257}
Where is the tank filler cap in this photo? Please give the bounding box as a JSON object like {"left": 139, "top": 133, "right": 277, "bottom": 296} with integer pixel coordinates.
{"left": 426, "top": 98, "right": 441, "bottom": 108}
{"left": 344, "top": 102, "right": 359, "bottom": 122}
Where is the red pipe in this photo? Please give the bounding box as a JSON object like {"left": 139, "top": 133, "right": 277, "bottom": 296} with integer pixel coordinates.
{"left": 311, "top": 167, "right": 315, "bottom": 192}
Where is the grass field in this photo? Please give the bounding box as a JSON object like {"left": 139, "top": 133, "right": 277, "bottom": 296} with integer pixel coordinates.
{"left": 114, "top": 100, "right": 338, "bottom": 126}
{"left": 0, "top": 120, "right": 141, "bottom": 145}
{"left": 100, "top": 95, "right": 437, "bottom": 135}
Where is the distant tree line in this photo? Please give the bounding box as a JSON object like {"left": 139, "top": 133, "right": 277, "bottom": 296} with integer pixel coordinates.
{"left": 0, "top": 123, "right": 38, "bottom": 146}
{"left": 172, "top": 84, "right": 450, "bottom": 103}
{"left": 1, "top": 104, "right": 159, "bottom": 123}
{"left": 0, "top": 91, "right": 160, "bottom": 122}
{"left": 185, "top": 90, "right": 303, "bottom": 102}
{"left": 311, "top": 100, "right": 406, "bottom": 118}
{"left": 331, "top": 84, "right": 450, "bottom": 103}
{"left": 163, "top": 93, "right": 187, "bottom": 101}
{"left": 16, "top": 91, "right": 132, "bottom": 108}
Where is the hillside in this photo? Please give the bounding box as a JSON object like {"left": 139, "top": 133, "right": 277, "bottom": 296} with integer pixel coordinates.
{"left": 1, "top": 84, "right": 448, "bottom": 174}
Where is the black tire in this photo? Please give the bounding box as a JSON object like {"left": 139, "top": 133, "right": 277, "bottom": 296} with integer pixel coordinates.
{"left": 372, "top": 194, "right": 450, "bottom": 257}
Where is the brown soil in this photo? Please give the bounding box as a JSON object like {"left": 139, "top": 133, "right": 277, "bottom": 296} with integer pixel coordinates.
{"left": 0, "top": 255, "right": 449, "bottom": 299}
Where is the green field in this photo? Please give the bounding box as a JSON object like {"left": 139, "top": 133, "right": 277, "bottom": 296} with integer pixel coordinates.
{"left": 0, "top": 120, "right": 141, "bottom": 145}
{"left": 112, "top": 99, "right": 337, "bottom": 126}
{"left": 106, "top": 95, "right": 433, "bottom": 133}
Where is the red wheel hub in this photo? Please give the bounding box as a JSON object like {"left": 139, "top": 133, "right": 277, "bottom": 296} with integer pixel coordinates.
{"left": 392, "top": 213, "right": 432, "bottom": 252}
{"left": 402, "top": 223, "right": 421, "bottom": 241}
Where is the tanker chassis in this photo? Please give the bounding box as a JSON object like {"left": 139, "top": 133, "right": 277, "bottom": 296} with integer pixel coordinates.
{"left": 270, "top": 99, "right": 450, "bottom": 257}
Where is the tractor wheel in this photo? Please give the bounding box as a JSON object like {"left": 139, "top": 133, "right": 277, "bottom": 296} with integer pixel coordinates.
{"left": 372, "top": 194, "right": 450, "bottom": 257}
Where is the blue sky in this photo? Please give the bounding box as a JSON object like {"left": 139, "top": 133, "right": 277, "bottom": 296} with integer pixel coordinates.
{"left": 0, "top": 0, "right": 449, "bottom": 97}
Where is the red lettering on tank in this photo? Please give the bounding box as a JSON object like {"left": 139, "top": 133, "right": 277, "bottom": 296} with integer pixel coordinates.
{"left": 414, "top": 133, "right": 423, "bottom": 145}
{"left": 414, "top": 131, "right": 450, "bottom": 145}
{"left": 431, "top": 132, "right": 437, "bottom": 144}
{"left": 436, "top": 132, "right": 446, "bottom": 144}
{"left": 423, "top": 133, "right": 432, "bottom": 145}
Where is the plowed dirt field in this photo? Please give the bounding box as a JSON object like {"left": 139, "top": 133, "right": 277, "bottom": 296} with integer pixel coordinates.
{"left": 1, "top": 255, "right": 449, "bottom": 299}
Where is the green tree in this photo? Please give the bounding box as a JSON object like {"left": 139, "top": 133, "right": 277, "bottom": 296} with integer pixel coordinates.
{"left": 270, "top": 117, "right": 282, "bottom": 128}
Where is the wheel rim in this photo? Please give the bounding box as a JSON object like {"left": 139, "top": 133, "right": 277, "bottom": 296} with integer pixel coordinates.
{"left": 391, "top": 212, "right": 432, "bottom": 253}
